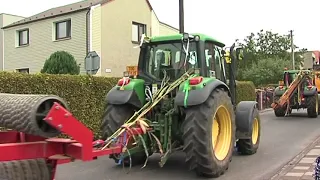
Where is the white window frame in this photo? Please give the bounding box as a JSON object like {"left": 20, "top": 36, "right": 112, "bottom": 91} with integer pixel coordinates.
{"left": 132, "top": 21, "right": 146, "bottom": 43}
{"left": 54, "top": 19, "right": 71, "bottom": 41}
{"left": 16, "top": 68, "right": 29, "bottom": 74}
{"left": 16, "top": 28, "right": 29, "bottom": 47}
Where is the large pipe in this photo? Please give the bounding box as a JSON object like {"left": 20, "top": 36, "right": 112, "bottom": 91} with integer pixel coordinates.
{"left": 179, "top": 0, "right": 184, "bottom": 34}
{"left": 0, "top": 93, "right": 68, "bottom": 138}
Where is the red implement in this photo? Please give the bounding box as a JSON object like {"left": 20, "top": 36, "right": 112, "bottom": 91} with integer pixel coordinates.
{"left": 0, "top": 102, "right": 149, "bottom": 180}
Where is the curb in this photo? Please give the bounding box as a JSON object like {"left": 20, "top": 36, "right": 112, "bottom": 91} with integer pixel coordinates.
{"left": 259, "top": 108, "right": 273, "bottom": 113}
{"left": 268, "top": 135, "right": 320, "bottom": 180}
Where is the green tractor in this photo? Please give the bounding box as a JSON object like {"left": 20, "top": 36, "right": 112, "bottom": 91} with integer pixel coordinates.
{"left": 273, "top": 69, "right": 318, "bottom": 117}
{"left": 101, "top": 33, "right": 261, "bottom": 178}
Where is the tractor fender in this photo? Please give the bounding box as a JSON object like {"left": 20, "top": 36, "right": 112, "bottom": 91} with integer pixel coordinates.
{"left": 174, "top": 80, "right": 230, "bottom": 107}
{"left": 303, "top": 87, "right": 317, "bottom": 96}
{"left": 235, "top": 101, "right": 258, "bottom": 139}
{"left": 106, "top": 87, "right": 144, "bottom": 109}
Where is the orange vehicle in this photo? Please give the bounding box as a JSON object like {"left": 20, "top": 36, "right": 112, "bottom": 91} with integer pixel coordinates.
{"left": 313, "top": 65, "right": 320, "bottom": 92}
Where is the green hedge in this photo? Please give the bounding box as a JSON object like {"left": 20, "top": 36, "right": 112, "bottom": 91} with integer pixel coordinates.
{"left": 0, "top": 72, "right": 255, "bottom": 138}
{"left": 236, "top": 81, "right": 256, "bottom": 104}
{"left": 0, "top": 72, "right": 118, "bottom": 138}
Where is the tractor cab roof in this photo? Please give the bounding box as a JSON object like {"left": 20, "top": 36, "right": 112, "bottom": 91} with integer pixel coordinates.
{"left": 149, "top": 33, "right": 225, "bottom": 47}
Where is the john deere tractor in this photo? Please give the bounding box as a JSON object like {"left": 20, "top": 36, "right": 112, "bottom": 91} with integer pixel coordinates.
{"left": 101, "top": 33, "right": 261, "bottom": 178}
{"left": 273, "top": 69, "right": 318, "bottom": 117}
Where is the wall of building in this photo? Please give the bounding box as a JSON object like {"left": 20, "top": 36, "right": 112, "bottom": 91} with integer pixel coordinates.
{"left": 303, "top": 51, "right": 315, "bottom": 69}
{"left": 151, "top": 10, "right": 159, "bottom": 36}
{"left": 159, "top": 22, "right": 179, "bottom": 36}
{"left": 3, "top": 11, "right": 88, "bottom": 73}
{"left": 100, "top": 0, "right": 151, "bottom": 77}
{"left": 0, "top": 14, "right": 24, "bottom": 71}
{"left": 91, "top": 5, "right": 102, "bottom": 76}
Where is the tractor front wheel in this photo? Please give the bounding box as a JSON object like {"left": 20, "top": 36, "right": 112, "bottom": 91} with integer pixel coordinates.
{"left": 236, "top": 107, "right": 261, "bottom": 155}
{"left": 306, "top": 94, "right": 318, "bottom": 118}
{"left": 273, "top": 96, "right": 287, "bottom": 117}
{"left": 182, "top": 88, "right": 235, "bottom": 178}
{"left": 101, "top": 104, "right": 147, "bottom": 166}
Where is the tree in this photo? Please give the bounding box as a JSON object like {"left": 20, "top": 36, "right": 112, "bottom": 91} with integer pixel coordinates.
{"left": 41, "top": 51, "right": 80, "bottom": 75}
{"left": 239, "top": 29, "right": 307, "bottom": 61}
{"left": 241, "top": 57, "right": 291, "bottom": 86}
{"left": 236, "top": 29, "right": 307, "bottom": 85}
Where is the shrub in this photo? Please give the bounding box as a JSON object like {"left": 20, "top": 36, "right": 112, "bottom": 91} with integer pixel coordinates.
{"left": 236, "top": 81, "right": 256, "bottom": 104}
{"left": 0, "top": 71, "right": 118, "bottom": 138}
{"left": 41, "top": 51, "right": 80, "bottom": 75}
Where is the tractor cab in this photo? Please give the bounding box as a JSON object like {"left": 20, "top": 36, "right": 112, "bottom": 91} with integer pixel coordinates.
{"left": 135, "top": 33, "right": 244, "bottom": 85}
{"left": 127, "top": 33, "right": 245, "bottom": 106}
{"left": 281, "top": 69, "right": 311, "bottom": 87}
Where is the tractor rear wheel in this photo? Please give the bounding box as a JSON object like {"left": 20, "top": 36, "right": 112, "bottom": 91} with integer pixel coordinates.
{"left": 236, "top": 107, "right": 261, "bottom": 155}
{"left": 101, "top": 104, "right": 147, "bottom": 166}
{"left": 273, "top": 96, "right": 287, "bottom": 117}
{"left": 182, "top": 88, "right": 235, "bottom": 178}
{"left": 306, "top": 94, "right": 318, "bottom": 118}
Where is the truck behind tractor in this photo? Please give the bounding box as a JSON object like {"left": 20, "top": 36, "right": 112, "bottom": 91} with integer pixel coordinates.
{"left": 272, "top": 68, "right": 318, "bottom": 117}
{"left": 0, "top": 33, "right": 261, "bottom": 180}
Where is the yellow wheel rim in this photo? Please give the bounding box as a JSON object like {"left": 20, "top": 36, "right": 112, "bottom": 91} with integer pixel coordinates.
{"left": 252, "top": 118, "right": 259, "bottom": 145}
{"left": 211, "top": 105, "right": 232, "bottom": 161}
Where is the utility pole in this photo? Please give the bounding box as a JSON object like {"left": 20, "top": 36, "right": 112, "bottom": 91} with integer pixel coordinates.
{"left": 179, "top": 0, "right": 184, "bottom": 34}
{"left": 289, "top": 30, "right": 295, "bottom": 69}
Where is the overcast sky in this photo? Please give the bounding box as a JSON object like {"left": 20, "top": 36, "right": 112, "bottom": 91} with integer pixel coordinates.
{"left": 1, "top": 0, "right": 319, "bottom": 51}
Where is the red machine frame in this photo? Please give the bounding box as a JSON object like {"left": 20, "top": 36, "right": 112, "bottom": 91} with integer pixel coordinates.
{"left": 0, "top": 102, "right": 146, "bottom": 179}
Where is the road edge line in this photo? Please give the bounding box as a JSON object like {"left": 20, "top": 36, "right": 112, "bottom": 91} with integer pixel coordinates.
{"left": 259, "top": 108, "right": 273, "bottom": 114}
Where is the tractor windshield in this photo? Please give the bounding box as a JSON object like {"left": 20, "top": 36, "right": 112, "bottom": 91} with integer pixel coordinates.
{"left": 144, "top": 41, "right": 198, "bottom": 80}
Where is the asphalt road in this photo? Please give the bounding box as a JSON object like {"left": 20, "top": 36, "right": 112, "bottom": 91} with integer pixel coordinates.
{"left": 55, "top": 109, "right": 320, "bottom": 180}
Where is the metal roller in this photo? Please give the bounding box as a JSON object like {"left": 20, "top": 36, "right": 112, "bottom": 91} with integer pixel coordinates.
{"left": 0, "top": 93, "right": 68, "bottom": 138}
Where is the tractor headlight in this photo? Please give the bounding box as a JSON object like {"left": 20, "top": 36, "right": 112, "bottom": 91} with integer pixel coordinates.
{"left": 194, "top": 35, "right": 200, "bottom": 41}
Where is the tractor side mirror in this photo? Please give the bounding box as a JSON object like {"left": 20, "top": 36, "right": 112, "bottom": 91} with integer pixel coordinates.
{"left": 235, "top": 48, "right": 244, "bottom": 61}
{"left": 221, "top": 50, "right": 226, "bottom": 56}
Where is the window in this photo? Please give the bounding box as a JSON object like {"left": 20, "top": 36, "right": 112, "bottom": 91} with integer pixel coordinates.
{"left": 16, "top": 68, "right": 29, "bottom": 74}
{"left": 132, "top": 22, "right": 146, "bottom": 43}
{"left": 205, "top": 42, "right": 223, "bottom": 79}
{"left": 205, "top": 42, "right": 216, "bottom": 77}
{"left": 55, "top": 19, "right": 71, "bottom": 40}
{"left": 145, "top": 41, "right": 198, "bottom": 80}
{"left": 18, "top": 29, "right": 29, "bottom": 46}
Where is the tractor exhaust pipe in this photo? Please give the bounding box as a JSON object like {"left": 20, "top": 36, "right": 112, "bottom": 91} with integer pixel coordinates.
{"left": 179, "top": 0, "right": 184, "bottom": 34}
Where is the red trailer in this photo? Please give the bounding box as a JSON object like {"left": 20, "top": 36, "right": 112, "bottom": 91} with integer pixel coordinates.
{"left": 0, "top": 97, "right": 147, "bottom": 180}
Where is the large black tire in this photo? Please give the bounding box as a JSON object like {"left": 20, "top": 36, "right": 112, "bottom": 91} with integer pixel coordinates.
{"left": 236, "top": 107, "right": 261, "bottom": 155}
{"left": 182, "top": 88, "right": 235, "bottom": 178}
{"left": 0, "top": 94, "right": 68, "bottom": 138}
{"left": 273, "top": 96, "right": 286, "bottom": 117}
{"left": 306, "top": 94, "right": 318, "bottom": 118}
{"left": 0, "top": 159, "right": 51, "bottom": 180}
{"left": 101, "top": 104, "right": 147, "bottom": 166}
